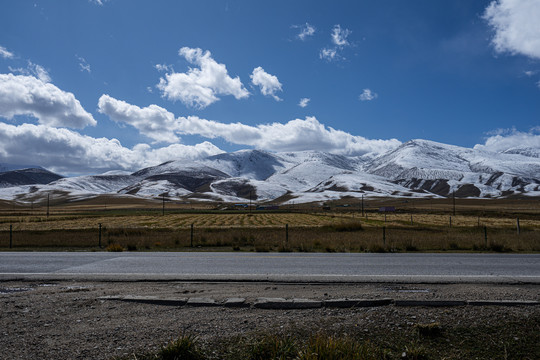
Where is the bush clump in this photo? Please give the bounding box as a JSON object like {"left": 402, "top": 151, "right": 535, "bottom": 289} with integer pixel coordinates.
{"left": 106, "top": 243, "right": 124, "bottom": 252}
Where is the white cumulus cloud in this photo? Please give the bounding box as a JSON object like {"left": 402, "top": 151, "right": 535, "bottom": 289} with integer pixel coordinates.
{"left": 331, "top": 24, "right": 352, "bottom": 46}
{"left": 98, "top": 94, "right": 180, "bottom": 143}
{"left": 484, "top": 0, "right": 540, "bottom": 60}
{"left": 157, "top": 47, "right": 249, "bottom": 109}
{"left": 359, "top": 89, "right": 378, "bottom": 101}
{"left": 0, "top": 122, "right": 223, "bottom": 175}
{"left": 155, "top": 63, "right": 172, "bottom": 72}
{"left": 0, "top": 74, "right": 96, "bottom": 128}
{"left": 320, "top": 48, "right": 338, "bottom": 61}
{"left": 298, "top": 98, "right": 310, "bottom": 108}
{"left": 77, "top": 56, "right": 91, "bottom": 73}
{"left": 99, "top": 97, "right": 401, "bottom": 157}
{"left": 9, "top": 61, "right": 51, "bottom": 83}
{"left": 294, "top": 23, "right": 316, "bottom": 41}
{"left": 250, "top": 67, "right": 283, "bottom": 101}
{"left": 0, "top": 46, "right": 14, "bottom": 59}
{"left": 175, "top": 116, "right": 400, "bottom": 156}
{"left": 320, "top": 25, "right": 352, "bottom": 62}
{"left": 474, "top": 127, "right": 540, "bottom": 153}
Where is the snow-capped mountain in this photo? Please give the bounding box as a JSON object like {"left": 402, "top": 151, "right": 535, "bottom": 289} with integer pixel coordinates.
{"left": 1, "top": 139, "right": 539, "bottom": 204}
{"left": 363, "top": 139, "right": 540, "bottom": 197}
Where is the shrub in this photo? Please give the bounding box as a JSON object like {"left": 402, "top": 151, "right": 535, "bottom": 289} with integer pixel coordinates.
{"left": 159, "top": 334, "right": 205, "bottom": 360}
{"left": 255, "top": 245, "right": 270, "bottom": 252}
{"left": 246, "top": 334, "right": 297, "bottom": 360}
{"left": 325, "top": 221, "right": 363, "bottom": 232}
{"left": 489, "top": 243, "right": 511, "bottom": 252}
{"left": 298, "top": 334, "right": 382, "bottom": 360}
{"left": 368, "top": 244, "right": 387, "bottom": 253}
{"left": 405, "top": 244, "right": 418, "bottom": 251}
{"left": 106, "top": 243, "right": 124, "bottom": 252}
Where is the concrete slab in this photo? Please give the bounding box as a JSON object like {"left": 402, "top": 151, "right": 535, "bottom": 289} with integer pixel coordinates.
{"left": 323, "top": 298, "right": 393, "bottom": 308}
{"left": 99, "top": 295, "right": 188, "bottom": 306}
{"left": 223, "top": 298, "right": 249, "bottom": 308}
{"left": 467, "top": 300, "right": 540, "bottom": 306}
{"left": 394, "top": 300, "right": 467, "bottom": 307}
{"left": 186, "top": 297, "right": 218, "bottom": 307}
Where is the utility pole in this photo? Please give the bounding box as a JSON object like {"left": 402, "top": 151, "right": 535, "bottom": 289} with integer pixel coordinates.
{"left": 452, "top": 191, "right": 456, "bottom": 216}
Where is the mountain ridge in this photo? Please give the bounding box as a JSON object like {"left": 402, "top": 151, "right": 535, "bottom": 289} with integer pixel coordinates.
{"left": 1, "top": 139, "right": 539, "bottom": 203}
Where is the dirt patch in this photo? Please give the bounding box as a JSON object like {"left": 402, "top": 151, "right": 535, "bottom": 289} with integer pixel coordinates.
{"left": 0, "top": 281, "right": 538, "bottom": 360}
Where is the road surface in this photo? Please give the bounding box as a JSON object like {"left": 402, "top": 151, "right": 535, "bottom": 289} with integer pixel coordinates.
{"left": 1, "top": 252, "right": 539, "bottom": 283}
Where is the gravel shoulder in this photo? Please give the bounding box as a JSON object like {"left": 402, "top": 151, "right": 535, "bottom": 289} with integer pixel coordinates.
{"left": 1, "top": 281, "right": 539, "bottom": 359}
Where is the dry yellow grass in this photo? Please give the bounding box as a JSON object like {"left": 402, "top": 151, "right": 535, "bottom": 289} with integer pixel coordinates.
{"left": 1, "top": 198, "right": 539, "bottom": 252}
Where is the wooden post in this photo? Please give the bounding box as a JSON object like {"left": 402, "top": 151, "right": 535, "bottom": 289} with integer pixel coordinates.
{"left": 453, "top": 191, "right": 456, "bottom": 216}
{"left": 517, "top": 217, "right": 520, "bottom": 235}
{"left": 449, "top": 216, "right": 452, "bottom": 228}
{"left": 162, "top": 195, "right": 165, "bottom": 216}
{"left": 9, "top": 224, "right": 12, "bottom": 249}
{"left": 286, "top": 224, "right": 289, "bottom": 244}
{"left": 190, "top": 223, "right": 194, "bottom": 247}
{"left": 383, "top": 226, "right": 386, "bottom": 245}
{"left": 410, "top": 215, "right": 413, "bottom": 225}
{"left": 384, "top": 213, "right": 387, "bottom": 223}
{"left": 484, "top": 226, "right": 488, "bottom": 248}
{"left": 46, "top": 193, "right": 50, "bottom": 218}
{"left": 98, "top": 223, "right": 102, "bottom": 248}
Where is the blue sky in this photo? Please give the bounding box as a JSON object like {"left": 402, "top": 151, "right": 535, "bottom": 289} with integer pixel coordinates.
{"left": 0, "top": 0, "right": 539, "bottom": 175}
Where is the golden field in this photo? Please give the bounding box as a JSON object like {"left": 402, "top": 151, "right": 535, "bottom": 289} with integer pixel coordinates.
{"left": 0, "top": 196, "right": 539, "bottom": 252}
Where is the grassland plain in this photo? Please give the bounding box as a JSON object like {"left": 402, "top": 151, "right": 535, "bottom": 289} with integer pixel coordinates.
{"left": 0, "top": 209, "right": 539, "bottom": 252}
{"left": 0, "top": 197, "right": 539, "bottom": 252}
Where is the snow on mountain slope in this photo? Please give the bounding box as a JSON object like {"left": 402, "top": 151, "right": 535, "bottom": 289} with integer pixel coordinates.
{"left": 364, "top": 140, "right": 474, "bottom": 179}
{"left": 200, "top": 150, "right": 289, "bottom": 180}
{"left": 131, "top": 160, "right": 228, "bottom": 179}
{"left": 277, "top": 151, "right": 362, "bottom": 172}
{"left": 364, "top": 139, "right": 540, "bottom": 197}
{"left": 1, "top": 141, "right": 540, "bottom": 203}
{"left": 265, "top": 151, "right": 363, "bottom": 192}
{"left": 210, "top": 177, "right": 289, "bottom": 201}
{"left": 502, "top": 147, "right": 540, "bottom": 158}
{"left": 48, "top": 174, "right": 133, "bottom": 193}
{"left": 306, "top": 172, "right": 426, "bottom": 196}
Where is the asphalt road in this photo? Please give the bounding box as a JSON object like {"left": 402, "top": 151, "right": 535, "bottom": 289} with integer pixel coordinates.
{"left": 1, "top": 252, "right": 539, "bottom": 283}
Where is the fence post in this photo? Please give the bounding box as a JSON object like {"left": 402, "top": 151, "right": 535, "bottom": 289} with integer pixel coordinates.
{"left": 517, "top": 217, "right": 520, "bottom": 235}
{"left": 383, "top": 226, "right": 386, "bottom": 245}
{"left": 484, "top": 226, "right": 488, "bottom": 248}
{"left": 190, "top": 223, "right": 194, "bottom": 247}
{"left": 98, "top": 223, "right": 102, "bottom": 248}
{"left": 286, "top": 224, "right": 289, "bottom": 244}
{"left": 410, "top": 215, "right": 413, "bottom": 225}
{"left": 449, "top": 216, "right": 452, "bottom": 228}
{"left": 9, "top": 224, "right": 12, "bottom": 249}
